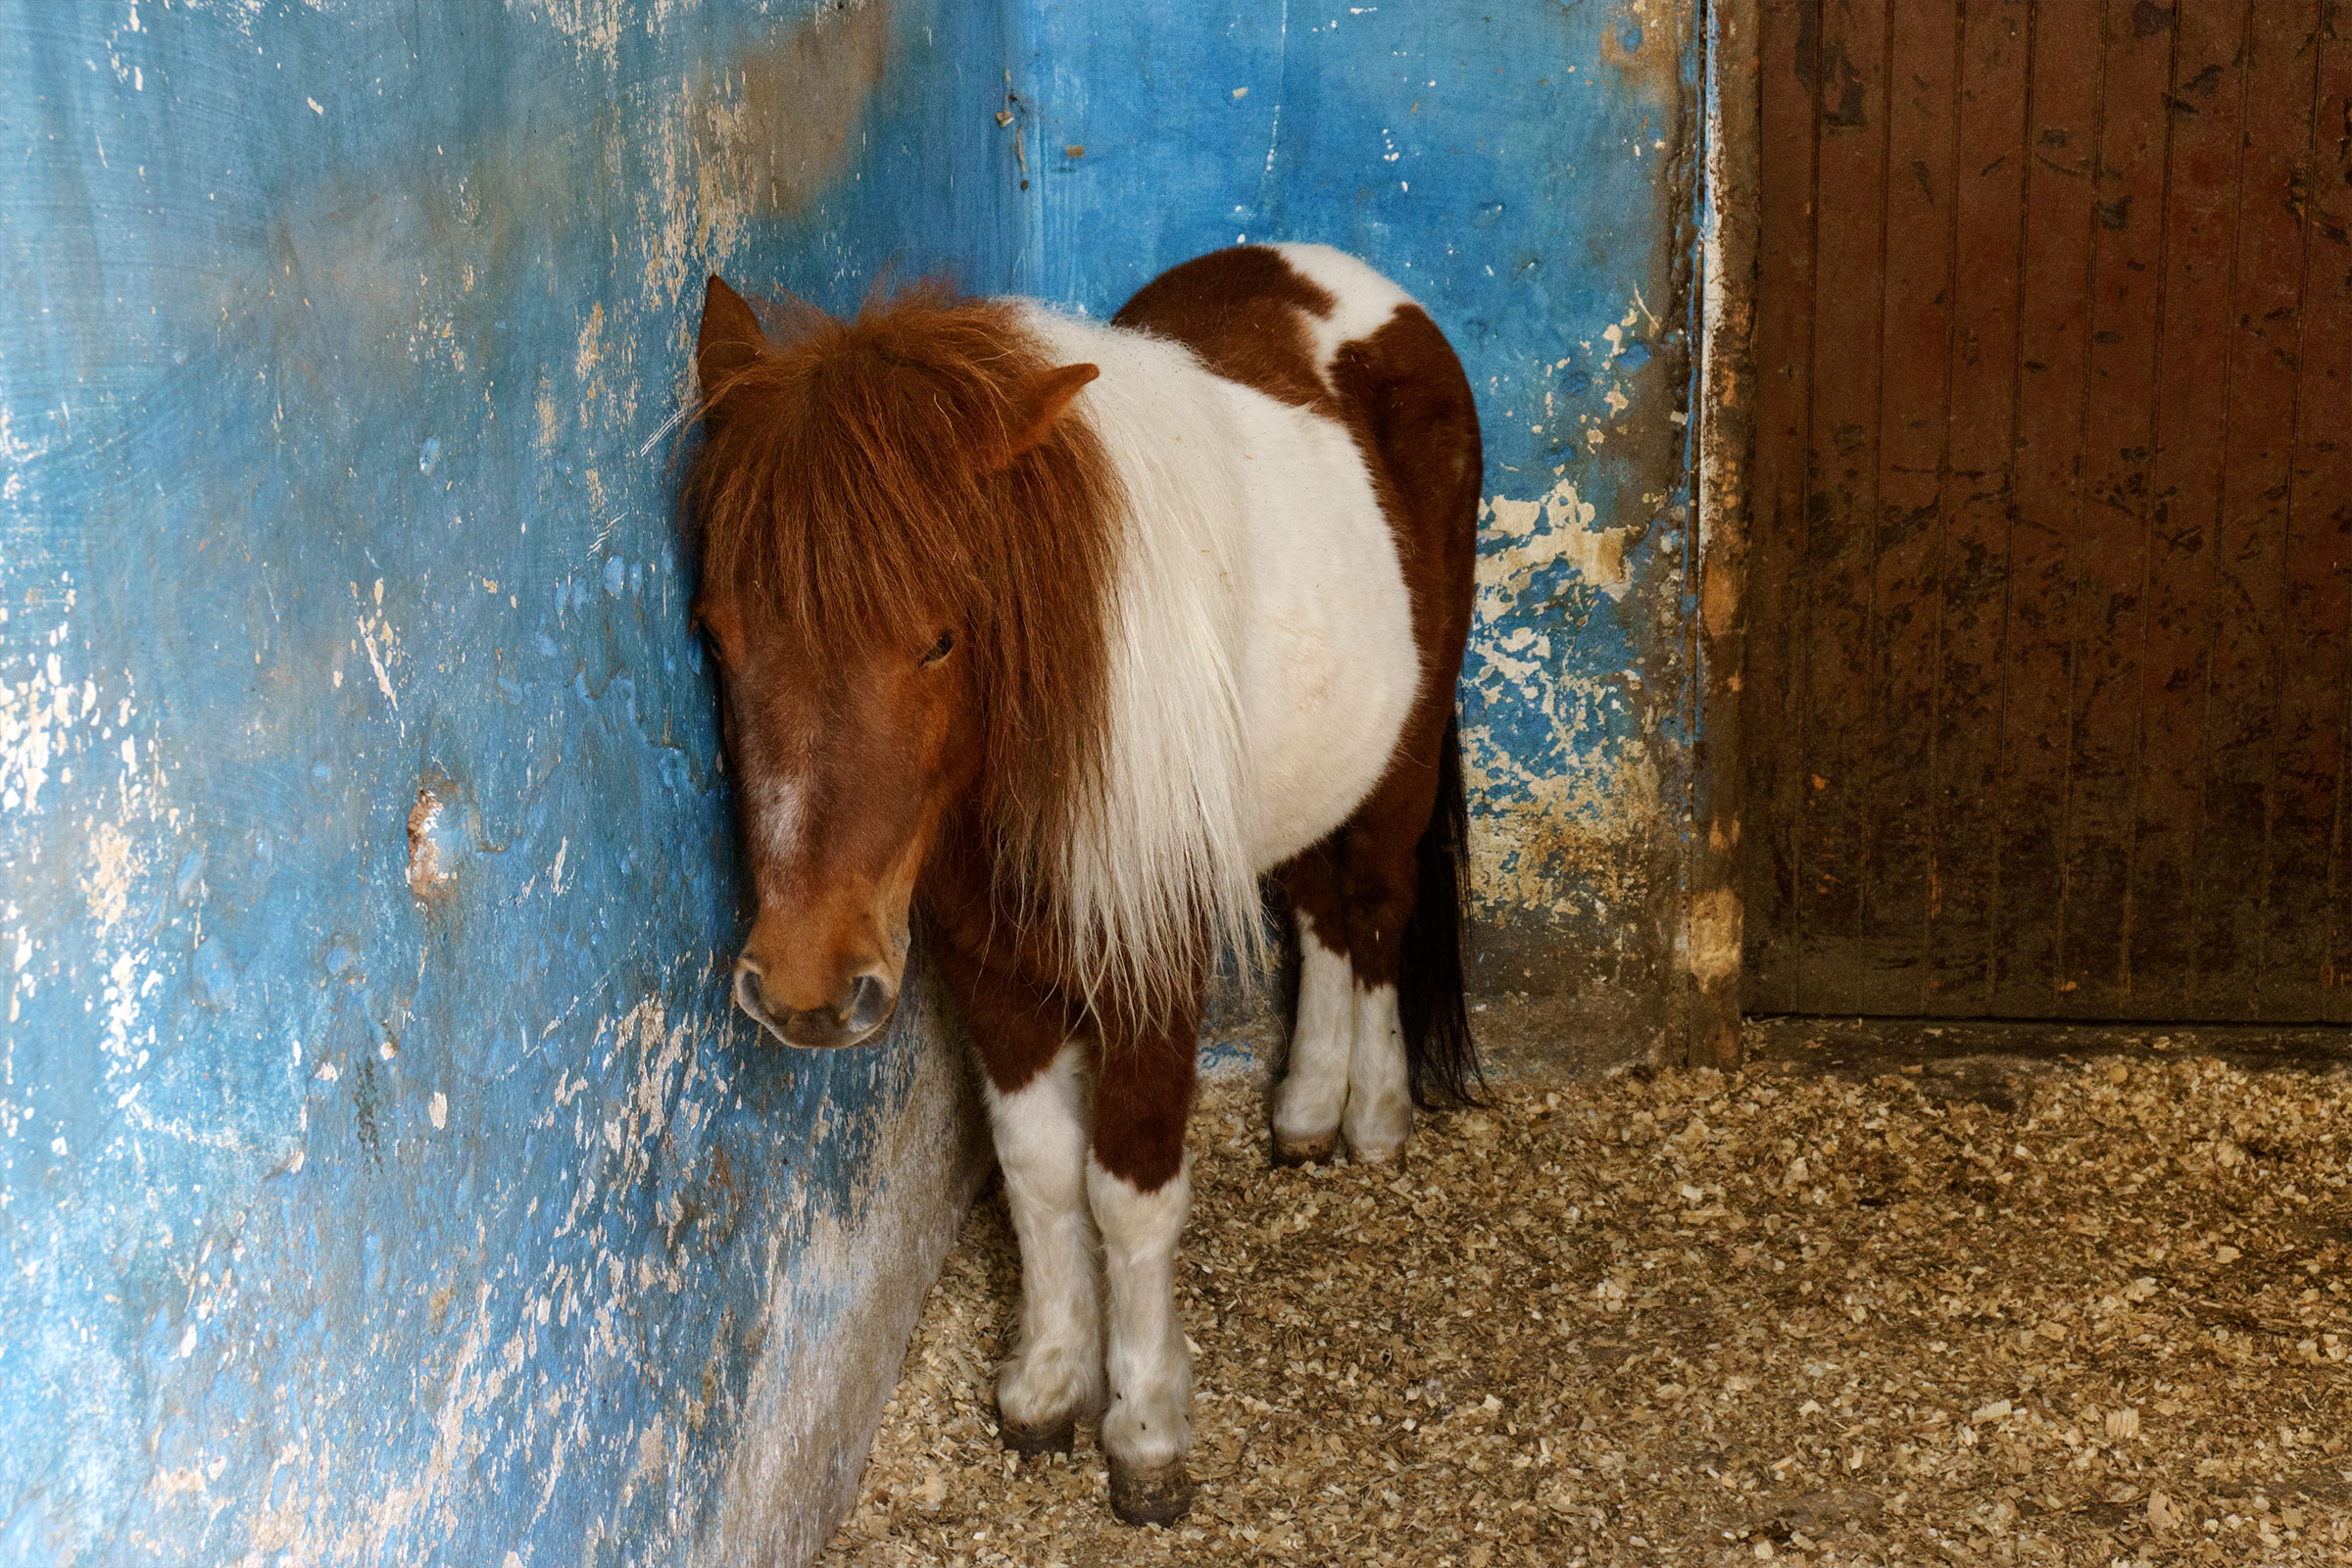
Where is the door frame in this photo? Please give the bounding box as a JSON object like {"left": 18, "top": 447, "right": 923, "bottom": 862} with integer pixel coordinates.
{"left": 1685, "top": 0, "right": 1763, "bottom": 1066}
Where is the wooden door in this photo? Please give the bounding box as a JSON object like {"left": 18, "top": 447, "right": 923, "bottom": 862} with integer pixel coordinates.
{"left": 1743, "top": 0, "right": 2352, "bottom": 1022}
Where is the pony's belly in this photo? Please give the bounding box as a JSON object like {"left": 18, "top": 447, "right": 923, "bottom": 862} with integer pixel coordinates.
{"left": 1238, "top": 410, "right": 1420, "bottom": 870}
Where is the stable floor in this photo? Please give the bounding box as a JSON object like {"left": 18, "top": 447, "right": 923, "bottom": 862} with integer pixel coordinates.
{"left": 817, "top": 1033, "right": 2352, "bottom": 1566}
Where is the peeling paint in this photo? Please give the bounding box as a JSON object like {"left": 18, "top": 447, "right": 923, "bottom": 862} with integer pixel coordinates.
{"left": 1, "top": 0, "right": 1023, "bottom": 1562}
{"left": 1462, "top": 726, "right": 1662, "bottom": 915}
{"left": 1479, "top": 478, "right": 1632, "bottom": 608}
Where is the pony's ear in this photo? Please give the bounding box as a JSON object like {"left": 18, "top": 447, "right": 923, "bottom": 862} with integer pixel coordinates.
{"left": 979, "top": 363, "right": 1100, "bottom": 471}
{"left": 697, "top": 274, "right": 766, "bottom": 401}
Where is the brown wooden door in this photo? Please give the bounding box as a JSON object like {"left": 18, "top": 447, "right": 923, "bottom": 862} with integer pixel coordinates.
{"left": 1743, "top": 0, "right": 2352, "bottom": 1022}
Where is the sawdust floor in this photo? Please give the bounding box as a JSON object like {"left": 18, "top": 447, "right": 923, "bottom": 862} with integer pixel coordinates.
{"left": 817, "top": 1045, "right": 2352, "bottom": 1567}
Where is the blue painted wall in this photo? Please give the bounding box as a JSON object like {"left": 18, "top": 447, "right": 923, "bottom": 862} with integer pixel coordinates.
{"left": 0, "top": 2, "right": 1013, "bottom": 1562}
{"left": 1, "top": 0, "right": 1698, "bottom": 1562}
{"left": 1016, "top": 0, "right": 1700, "bottom": 1047}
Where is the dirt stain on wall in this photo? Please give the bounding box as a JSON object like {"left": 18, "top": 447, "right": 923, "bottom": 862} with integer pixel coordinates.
{"left": 692, "top": 1, "right": 894, "bottom": 223}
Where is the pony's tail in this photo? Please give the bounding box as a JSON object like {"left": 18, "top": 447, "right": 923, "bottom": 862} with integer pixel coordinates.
{"left": 1397, "top": 713, "right": 1483, "bottom": 1107}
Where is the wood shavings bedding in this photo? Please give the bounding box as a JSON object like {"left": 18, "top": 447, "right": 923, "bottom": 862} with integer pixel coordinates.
{"left": 818, "top": 1046, "right": 2352, "bottom": 1566}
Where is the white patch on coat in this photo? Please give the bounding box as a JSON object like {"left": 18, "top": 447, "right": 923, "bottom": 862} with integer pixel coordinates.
{"left": 750, "top": 773, "right": 808, "bottom": 863}
{"left": 1234, "top": 395, "right": 1421, "bottom": 867}
{"left": 1087, "top": 1152, "right": 1193, "bottom": 1470}
{"left": 984, "top": 1046, "right": 1104, "bottom": 1427}
{"left": 1271, "top": 241, "right": 1415, "bottom": 387}
{"left": 1016, "top": 302, "right": 1418, "bottom": 1010}
{"left": 1271, "top": 914, "right": 1354, "bottom": 1151}
{"left": 1344, "top": 981, "right": 1412, "bottom": 1160}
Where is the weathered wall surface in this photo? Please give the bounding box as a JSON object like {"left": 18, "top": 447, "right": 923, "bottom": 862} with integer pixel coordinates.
{"left": 0, "top": 2, "right": 1011, "bottom": 1562}
{"left": 2, "top": 0, "right": 1707, "bottom": 1562}
{"left": 1016, "top": 0, "right": 1701, "bottom": 1064}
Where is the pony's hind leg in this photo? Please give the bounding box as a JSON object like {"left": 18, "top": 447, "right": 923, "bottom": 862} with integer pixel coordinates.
{"left": 1331, "top": 792, "right": 1435, "bottom": 1160}
{"left": 1270, "top": 854, "right": 1354, "bottom": 1162}
{"left": 1088, "top": 1002, "right": 1199, "bottom": 1526}
{"left": 1345, "top": 964, "right": 1413, "bottom": 1161}
{"left": 1274, "top": 762, "right": 1443, "bottom": 1163}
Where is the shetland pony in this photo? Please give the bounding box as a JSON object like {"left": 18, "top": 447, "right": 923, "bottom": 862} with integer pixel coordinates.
{"left": 686, "top": 244, "right": 1482, "bottom": 1525}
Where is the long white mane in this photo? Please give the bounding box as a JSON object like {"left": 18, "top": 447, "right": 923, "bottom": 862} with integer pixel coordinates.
{"left": 1013, "top": 305, "right": 1271, "bottom": 1019}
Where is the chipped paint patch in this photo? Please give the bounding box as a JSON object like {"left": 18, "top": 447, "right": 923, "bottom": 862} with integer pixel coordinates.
{"left": 509, "top": 0, "right": 633, "bottom": 68}
{"left": 1478, "top": 478, "right": 1632, "bottom": 609}
{"left": 406, "top": 786, "right": 458, "bottom": 900}
{"left": 1462, "top": 721, "right": 1660, "bottom": 915}
{"left": 1596, "top": 0, "right": 1683, "bottom": 95}
{"left": 82, "top": 821, "right": 141, "bottom": 931}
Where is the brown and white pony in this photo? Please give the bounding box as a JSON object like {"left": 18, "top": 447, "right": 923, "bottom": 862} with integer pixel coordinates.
{"left": 685, "top": 245, "right": 1482, "bottom": 1525}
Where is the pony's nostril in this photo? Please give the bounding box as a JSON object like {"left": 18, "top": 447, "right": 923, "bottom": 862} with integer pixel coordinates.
{"left": 733, "top": 963, "right": 772, "bottom": 1025}
{"left": 842, "top": 973, "right": 895, "bottom": 1035}
{"left": 733, "top": 960, "right": 894, "bottom": 1049}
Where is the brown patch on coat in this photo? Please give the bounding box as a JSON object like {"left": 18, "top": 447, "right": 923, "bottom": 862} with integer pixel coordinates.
{"left": 1111, "top": 245, "right": 1337, "bottom": 409}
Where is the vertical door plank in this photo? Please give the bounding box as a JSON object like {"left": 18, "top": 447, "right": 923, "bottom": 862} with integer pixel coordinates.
{"left": 1743, "top": 0, "right": 1827, "bottom": 1011}
{"left": 1926, "top": 0, "right": 2034, "bottom": 1009}
{"left": 2191, "top": 0, "right": 2321, "bottom": 1015}
{"left": 2264, "top": 4, "right": 2352, "bottom": 1020}
{"left": 1795, "top": 0, "right": 1893, "bottom": 1003}
{"left": 1853, "top": 0, "right": 1963, "bottom": 1012}
{"left": 2052, "top": 0, "right": 2178, "bottom": 1013}
{"left": 2126, "top": 0, "right": 2249, "bottom": 1016}
{"left": 1989, "top": 0, "right": 2107, "bottom": 1015}
{"left": 2327, "top": 5, "right": 2352, "bottom": 1014}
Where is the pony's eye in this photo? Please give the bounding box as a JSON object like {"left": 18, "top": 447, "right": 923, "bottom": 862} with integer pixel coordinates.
{"left": 922, "top": 630, "right": 956, "bottom": 665}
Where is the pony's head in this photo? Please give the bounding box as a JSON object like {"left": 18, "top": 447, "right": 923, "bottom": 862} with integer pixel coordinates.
{"left": 686, "top": 275, "right": 1114, "bottom": 1049}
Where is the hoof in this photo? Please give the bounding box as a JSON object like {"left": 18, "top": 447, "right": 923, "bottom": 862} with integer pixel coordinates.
{"left": 1272, "top": 1134, "right": 1335, "bottom": 1168}
{"left": 1107, "top": 1459, "right": 1194, "bottom": 1526}
{"left": 1348, "top": 1144, "right": 1403, "bottom": 1166}
{"left": 998, "top": 1412, "right": 1076, "bottom": 1458}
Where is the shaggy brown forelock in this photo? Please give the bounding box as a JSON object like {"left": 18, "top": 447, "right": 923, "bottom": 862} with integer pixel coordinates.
{"left": 684, "top": 281, "right": 1122, "bottom": 850}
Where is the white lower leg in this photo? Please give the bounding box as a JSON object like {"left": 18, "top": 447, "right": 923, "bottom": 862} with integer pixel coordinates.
{"left": 1087, "top": 1153, "right": 1192, "bottom": 1471}
{"left": 1344, "top": 981, "right": 1412, "bottom": 1160}
{"left": 1272, "top": 916, "right": 1354, "bottom": 1155}
{"left": 985, "top": 1046, "right": 1103, "bottom": 1431}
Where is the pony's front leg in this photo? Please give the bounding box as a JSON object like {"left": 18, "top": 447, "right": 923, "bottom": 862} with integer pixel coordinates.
{"left": 1087, "top": 1003, "right": 1199, "bottom": 1526}
{"left": 984, "top": 1042, "right": 1103, "bottom": 1453}
{"left": 934, "top": 943, "right": 1104, "bottom": 1454}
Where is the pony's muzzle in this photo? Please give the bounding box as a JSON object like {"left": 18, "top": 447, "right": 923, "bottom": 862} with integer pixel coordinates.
{"left": 734, "top": 957, "right": 897, "bottom": 1050}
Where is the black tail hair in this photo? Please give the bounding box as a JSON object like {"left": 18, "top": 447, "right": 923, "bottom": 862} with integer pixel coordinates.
{"left": 1397, "top": 714, "right": 1483, "bottom": 1107}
